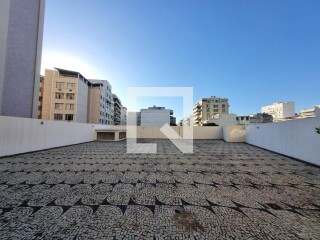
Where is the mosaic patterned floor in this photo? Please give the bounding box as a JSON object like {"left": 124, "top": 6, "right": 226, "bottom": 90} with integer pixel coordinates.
{"left": 0, "top": 140, "right": 320, "bottom": 239}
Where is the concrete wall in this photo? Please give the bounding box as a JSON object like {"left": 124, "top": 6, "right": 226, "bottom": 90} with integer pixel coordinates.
{"left": 0, "top": 116, "right": 125, "bottom": 157}
{"left": 223, "top": 125, "right": 246, "bottom": 142}
{"left": 0, "top": 117, "right": 225, "bottom": 157}
{"left": 246, "top": 117, "right": 320, "bottom": 166}
{"left": 128, "top": 126, "right": 223, "bottom": 139}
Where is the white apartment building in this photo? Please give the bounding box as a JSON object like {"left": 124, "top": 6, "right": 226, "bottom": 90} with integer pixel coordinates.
{"left": 300, "top": 105, "right": 320, "bottom": 118}
{"left": 261, "top": 102, "right": 295, "bottom": 121}
{"left": 193, "top": 96, "right": 229, "bottom": 126}
{"left": 140, "top": 106, "right": 173, "bottom": 126}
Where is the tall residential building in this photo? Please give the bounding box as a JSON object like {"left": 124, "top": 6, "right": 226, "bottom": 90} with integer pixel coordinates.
{"left": 140, "top": 106, "right": 173, "bottom": 126}
{"left": 120, "top": 106, "right": 127, "bottom": 125}
{"left": 88, "top": 80, "right": 113, "bottom": 125}
{"left": 193, "top": 96, "right": 229, "bottom": 126}
{"left": 113, "top": 94, "right": 122, "bottom": 125}
{"left": 41, "top": 68, "right": 90, "bottom": 123}
{"left": 0, "top": 0, "right": 45, "bottom": 118}
{"left": 261, "top": 102, "right": 295, "bottom": 121}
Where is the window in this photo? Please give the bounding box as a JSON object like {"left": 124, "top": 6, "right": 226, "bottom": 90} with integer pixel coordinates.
{"left": 65, "top": 114, "right": 73, "bottom": 121}
{"left": 54, "top": 114, "right": 63, "bottom": 120}
{"left": 67, "top": 83, "right": 76, "bottom": 89}
{"left": 65, "top": 104, "right": 74, "bottom": 110}
{"left": 55, "top": 93, "right": 64, "bottom": 99}
{"left": 66, "top": 93, "right": 75, "bottom": 99}
{"left": 56, "top": 82, "right": 64, "bottom": 89}
{"left": 55, "top": 103, "right": 63, "bottom": 110}
{"left": 213, "top": 109, "right": 219, "bottom": 113}
{"left": 213, "top": 105, "right": 218, "bottom": 108}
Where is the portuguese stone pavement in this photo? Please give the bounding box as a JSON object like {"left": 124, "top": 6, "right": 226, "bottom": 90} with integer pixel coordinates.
{"left": 0, "top": 140, "right": 320, "bottom": 239}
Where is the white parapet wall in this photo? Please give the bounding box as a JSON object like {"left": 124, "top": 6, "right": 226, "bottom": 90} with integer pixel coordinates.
{"left": 223, "top": 125, "right": 246, "bottom": 142}
{"left": 0, "top": 116, "right": 126, "bottom": 157}
{"left": 0, "top": 116, "right": 223, "bottom": 157}
{"left": 128, "top": 126, "right": 223, "bottom": 139}
{"left": 246, "top": 117, "right": 320, "bottom": 166}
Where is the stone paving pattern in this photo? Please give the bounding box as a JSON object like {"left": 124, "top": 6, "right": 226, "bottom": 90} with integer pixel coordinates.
{"left": 0, "top": 140, "right": 320, "bottom": 239}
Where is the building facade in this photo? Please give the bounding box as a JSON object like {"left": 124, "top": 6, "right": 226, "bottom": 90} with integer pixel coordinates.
{"left": 140, "top": 106, "right": 173, "bottom": 126}
{"left": 0, "top": 0, "right": 45, "bottom": 118}
{"left": 41, "top": 68, "right": 89, "bottom": 123}
{"left": 193, "top": 96, "right": 229, "bottom": 126}
{"left": 300, "top": 105, "right": 320, "bottom": 118}
{"left": 39, "top": 68, "right": 123, "bottom": 125}
{"left": 88, "top": 80, "right": 113, "bottom": 125}
{"left": 113, "top": 94, "right": 122, "bottom": 125}
{"left": 261, "top": 102, "right": 295, "bottom": 121}
{"left": 120, "top": 106, "right": 127, "bottom": 125}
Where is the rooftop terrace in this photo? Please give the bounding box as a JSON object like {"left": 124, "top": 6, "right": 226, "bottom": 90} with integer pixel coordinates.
{"left": 0, "top": 140, "right": 320, "bottom": 239}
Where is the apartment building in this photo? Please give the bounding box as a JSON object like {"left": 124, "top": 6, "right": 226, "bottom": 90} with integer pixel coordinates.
{"left": 300, "top": 105, "right": 320, "bottom": 118}
{"left": 140, "top": 106, "right": 173, "bottom": 126}
{"left": 261, "top": 102, "right": 295, "bottom": 121}
{"left": 193, "top": 96, "right": 229, "bottom": 126}
{"left": 41, "top": 68, "right": 89, "bottom": 123}
{"left": 0, "top": 0, "right": 45, "bottom": 118}
{"left": 120, "top": 106, "right": 127, "bottom": 125}
{"left": 113, "top": 94, "right": 122, "bottom": 125}
{"left": 88, "top": 80, "right": 113, "bottom": 125}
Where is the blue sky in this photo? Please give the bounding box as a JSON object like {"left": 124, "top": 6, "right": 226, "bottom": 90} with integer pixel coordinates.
{"left": 41, "top": 0, "right": 320, "bottom": 120}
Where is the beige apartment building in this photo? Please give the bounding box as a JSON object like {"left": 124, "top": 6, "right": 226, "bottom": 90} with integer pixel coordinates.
{"left": 88, "top": 80, "right": 113, "bottom": 125}
{"left": 39, "top": 68, "right": 125, "bottom": 125}
{"left": 193, "top": 96, "right": 229, "bottom": 125}
{"left": 41, "top": 68, "right": 89, "bottom": 123}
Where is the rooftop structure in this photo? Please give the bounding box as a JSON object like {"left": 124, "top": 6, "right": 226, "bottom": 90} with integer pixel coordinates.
{"left": 0, "top": 140, "right": 319, "bottom": 238}
{"left": 205, "top": 113, "right": 237, "bottom": 126}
